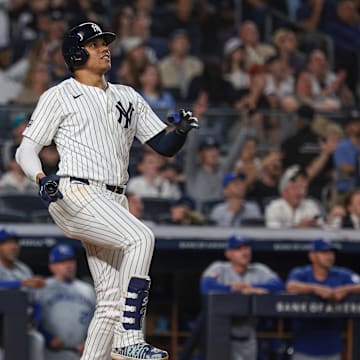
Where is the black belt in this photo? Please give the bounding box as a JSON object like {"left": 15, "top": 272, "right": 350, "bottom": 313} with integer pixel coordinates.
{"left": 70, "top": 177, "right": 126, "bottom": 195}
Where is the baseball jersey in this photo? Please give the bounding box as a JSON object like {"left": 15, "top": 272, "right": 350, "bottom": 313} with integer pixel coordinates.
{"left": 22, "top": 78, "right": 167, "bottom": 185}
{"left": 37, "top": 277, "right": 96, "bottom": 348}
{"left": 287, "top": 265, "right": 360, "bottom": 356}
{"left": 201, "top": 261, "right": 283, "bottom": 294}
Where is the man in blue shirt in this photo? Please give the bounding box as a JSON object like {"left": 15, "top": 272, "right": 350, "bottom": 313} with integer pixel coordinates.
{"left": 334, "top": 110, "right": 360, "bottom": 195}
{"left": 286, "top": 238, "right": 360, "bottom": 360}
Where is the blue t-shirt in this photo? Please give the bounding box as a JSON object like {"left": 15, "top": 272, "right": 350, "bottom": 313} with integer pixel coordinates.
{"left": 286, "top": 265, "right": 360, "bottom": 356}
{"left": 333, "top": 138, "right": 360, "bottom": 192}
{"left": 140, "top": 91, "right": 175, "bottom": 119}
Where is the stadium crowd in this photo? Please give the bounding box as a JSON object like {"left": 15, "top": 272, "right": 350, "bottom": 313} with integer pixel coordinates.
{"left": 1, "top": 0, "right": 360, "bottom": 359}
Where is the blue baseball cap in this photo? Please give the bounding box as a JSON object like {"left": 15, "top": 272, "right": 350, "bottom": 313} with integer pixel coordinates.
{"left": 227, "top": 234, "right": 251, "bottom": 249}
{"left": 311, "top": 238, "right": 337, "bottom": 252}
{"left": 222, "top": 172, "right": 247, "bottom": 188}
{"left": 0, "top": 229, "right": 18, "bottom": 244}
{"left": 170, "top": 195, "right": 195, "bottom": 210}
{"left": 198, "top": 137, "right": 219, "bottom": 151}
{"left": 49, "top": 244, "right": 75, "bottom": 264}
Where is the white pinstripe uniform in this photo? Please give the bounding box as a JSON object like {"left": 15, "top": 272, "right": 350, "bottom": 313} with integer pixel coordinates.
{"left": 22, "top": 77, "right": 167, "bottom": 359}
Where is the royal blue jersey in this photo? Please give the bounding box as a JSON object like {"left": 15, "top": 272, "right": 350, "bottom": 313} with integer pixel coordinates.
{"left": 286, "top": 265, "right": 360, "bottom": 356}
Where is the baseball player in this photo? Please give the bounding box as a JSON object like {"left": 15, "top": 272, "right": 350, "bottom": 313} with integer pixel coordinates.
{"left": 200, "top": 234, "right": 284, "bottom": 360}
{"left": 15, "top": 22, "right": 198, "bottom": 360}
{"left": 37, "top": 244, "right": 96, "bottom": 360}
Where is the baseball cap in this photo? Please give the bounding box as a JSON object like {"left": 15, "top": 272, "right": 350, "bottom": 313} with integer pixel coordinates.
{"left": 227, "top": 234, "right": 251, "bottom": 249}
{"left": 222, "top": 172, "right": 247, "bottom": 188}
{"left": 170, "top": 195, "right": 195, "bottom": 210}
{"left": 49, "top": 244, "right": 75, "bottom": 264}
{"left": 169, "top": 29, "right": 188, "bottom": 41}
{"left": 311, "top": 238, "right": 337, "bottom": 252}
{"left": 198, "top": 137, "right": 219, "bottom": 151}
{"left": 223, "top": 37, "right": 243, "bottom": 57}
{"left": 278, "top": 164, "right": 306, "bottom": 193}
{"left": 345, "top": 108, "right": 360, "bottom": 125}
{"left": 0, "top": 229, "right": 18, "bottom": 244}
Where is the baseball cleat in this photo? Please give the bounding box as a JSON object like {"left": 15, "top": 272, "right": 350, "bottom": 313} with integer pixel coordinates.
{"left": 111, "top": 343, "right": 168, "bottom": 359}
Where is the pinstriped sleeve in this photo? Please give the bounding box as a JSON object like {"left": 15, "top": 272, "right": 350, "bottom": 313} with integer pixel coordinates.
{"left": 22, "top": 87, "right": 63, "bottom": 146}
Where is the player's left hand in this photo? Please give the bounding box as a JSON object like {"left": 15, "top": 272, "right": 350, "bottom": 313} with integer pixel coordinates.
{"left": 39, "top": 175, "right": 63, "bottom": 207}
{"left": 168, "top": 109, "right": 199, "bottom": 135}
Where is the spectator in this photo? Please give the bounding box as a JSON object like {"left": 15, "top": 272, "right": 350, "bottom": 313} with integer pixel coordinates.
{"left": 323, "top": 0, "right": 360, "bottom": 93}
{"left": 265, "top": 164, "right": 323, "bottom": 228}
{"left": 160, "top": 195, "right": 207, "bottom": 225}
{"left": 281, "top": 104, "right": 338, "bottom": 200}
{"left": 237, "top": 20, "right": 276, "bottom": 70}
{"left": 158, "top": 29, "right": 203, "bottom": 101}
{"left": 222, "top": 37, "right": 250, "bottom": 100}
{"left": 137, "top": 63, "right": 176, "bottom": 118}
{"left": 233, "top": 136, "right": 262, "bottom": 189}
{"left": 286, "top": 237, "right": 360, "bottom": 360}
{"left": 127, "top": 151, "right": 181, "bottom": 199}
{"left": 184, "top": 124, "right": 253, "bottom": 209}
{"left": 201, "top": 234, "right": 284, "bottom": 360}
{"left": 272, "top": 28, "right": 307, "bottom": 75}
{"left": 0, "top": 228, "right": 45, "bottom": 360}
{"left": 209, "top": 172, "right": 262, "bottom": 227}
{"left": 187, "top": 58, "right": 237, "bottom": 105}
{"left": 283, "top": 49, "right": 354, "bottom": 112}
{"left": 333, "top": 110, "right": 360, "bottom": 199}
{"left": 329, "top": 189, "right": 360, "bottom": 229}
{"left": 48, "top": 41, "right": 71, "bottom": 85}
{"left": 247, "top": 150, "right": 283, "bottom": 213}
{"left": 37, "top": 244, "right": 96, "bottom": 360}
{"left": 1, "top": 112, "right": 30, "bottom": 172}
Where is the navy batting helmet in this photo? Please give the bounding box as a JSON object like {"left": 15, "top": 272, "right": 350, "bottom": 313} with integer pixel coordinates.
{"left": 62, "top": 22, "right": 116, "bottom": 71}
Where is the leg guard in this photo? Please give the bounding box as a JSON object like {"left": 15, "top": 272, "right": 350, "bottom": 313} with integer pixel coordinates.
{"left": 123, "top": 276, "right": 150, "bottom": 330}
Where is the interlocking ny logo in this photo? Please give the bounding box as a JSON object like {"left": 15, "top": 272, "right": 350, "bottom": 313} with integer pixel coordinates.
{"left": 116, "top": 101, "right": 134, "bottom": 128}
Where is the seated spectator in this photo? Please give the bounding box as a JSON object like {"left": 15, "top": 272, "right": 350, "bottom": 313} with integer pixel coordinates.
{"left": 222, "top": 37, "right": 250, "bottom": 98}
{"left": 1, "top": 112, "right": 30, "bottom": 172}
{"left": 184, "top": 125, "right": 252, "bottom": 209}
{"left": 238, "top": 20, "right": 276, "bottom": 70}
{"left": 282, "top": 49, "right": 354, "bottom": 112}
{"left": 247, "top": 150, "right": 283, "bottom": 213}
{"left": 187, "top": 58, "right": 237, "bottom": 105}
{"left": 37, "top": 244, "right": 96, "bottom": 360}
{"left": 281, "top": 105, "right": 338, "bottom": 200}
{"left": 0, "top": 156, "right": 39, "bottom": 193}
{"left": 48, "top": 41, "right": 71, "bottom": 85}
{"left": 160, "top": 195, "right": 207, "bottom": 225}
{"left": 233, "top": 136, "right": 262, "bottom": 189}
{"left": 286, "top": 237, "right": 360, "bottom": 360}
{"left": 272, "top": 28, "right": 307, "bottom": 75}
{"left": 263, "top": 54, "right": 295, "bottom": 110}
{"left": 201, "top": 234, "right": 284, "bottom": 360}
{"left": 323, "top": 0, "right": 360, "bottom": 93}
{"left": 265, "top": 164, "right": 323, "bottom": 228}
{"left": 158, "top": 29, "right": 203, "bottom": 101}
{"left": 329, "top": 189, "right": 360, "bottom": 229}
{"left": 209, "top": 172, "right": 262, "bottom": 227}
{"left": 127, "top": 151, "right": 181, "bottom": 199}
{"left": 333, "top": 110, "right": 360, "bottom": 199}
{"left": 0, "top": 228, "right": 45, "bottom": 360}
{"left": 137, "top": 63, "right": 176, "bottom": 118}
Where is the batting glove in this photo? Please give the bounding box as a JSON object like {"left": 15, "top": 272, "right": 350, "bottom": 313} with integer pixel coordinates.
{"left": 39, "top": 175, "right": 63, "bottom": 207}
{"left": 168, "top": 109, "right": 199, "bottom": 135}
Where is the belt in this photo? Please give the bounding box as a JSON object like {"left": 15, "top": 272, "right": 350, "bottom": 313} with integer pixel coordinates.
{"left": 70, "top": 177, "right": 126, "bottom": 195}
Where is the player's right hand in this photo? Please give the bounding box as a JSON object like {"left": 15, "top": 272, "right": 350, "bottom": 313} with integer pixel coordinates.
{"left": 39, "top": 175, "right": 63, "bottom": 207}
{"left": 168, "top": 109, "right": 199, "bottom": 135}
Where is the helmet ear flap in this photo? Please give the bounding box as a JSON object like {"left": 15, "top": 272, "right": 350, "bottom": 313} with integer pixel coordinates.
{"left": 69, "top": 46, "right": 89, "bottom": 67}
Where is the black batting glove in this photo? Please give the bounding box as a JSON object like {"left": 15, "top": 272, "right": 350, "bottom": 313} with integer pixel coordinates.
{"left": 39, "top": 175, "right": 63, "bottom": 207}
{"left": 167, "top": 109, "right": 199, "bottom": 135}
